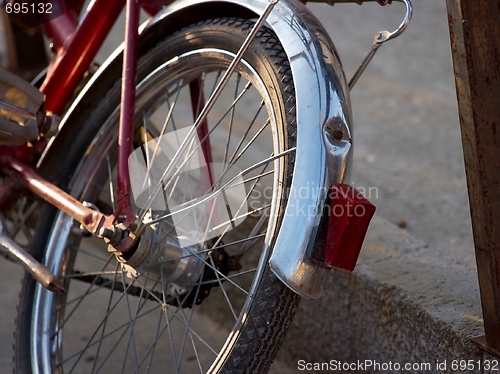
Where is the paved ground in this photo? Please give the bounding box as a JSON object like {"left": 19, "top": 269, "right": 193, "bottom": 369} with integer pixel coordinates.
{"left": 0, "top": 0, "right": 476, "bottom": 372}
{"left": 311, "top": 0, "right": 474, "bottom": 270}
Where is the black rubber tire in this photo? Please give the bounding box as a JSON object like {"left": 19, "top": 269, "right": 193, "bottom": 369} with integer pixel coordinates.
{"left": 15, "top": 18, "right": 300, "bottom": 374}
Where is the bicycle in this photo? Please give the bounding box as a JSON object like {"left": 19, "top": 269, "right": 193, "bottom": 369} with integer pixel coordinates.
{"left": 0, "top": 0, "right": 411, "bottom": 372}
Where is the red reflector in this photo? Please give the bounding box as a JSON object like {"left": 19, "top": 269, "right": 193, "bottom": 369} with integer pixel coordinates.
{"left": 324, "top": 184, "right": 375, "bottom": 271}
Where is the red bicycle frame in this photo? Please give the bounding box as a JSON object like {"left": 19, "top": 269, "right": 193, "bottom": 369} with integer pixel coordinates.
{"left": 0, "top": 0, "right": 204, "bottom": 246}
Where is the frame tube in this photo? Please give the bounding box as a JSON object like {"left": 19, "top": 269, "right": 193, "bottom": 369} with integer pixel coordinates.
{"left": 40, "top": 0, "right": 126, "bottom": 115}
{"left": 116, "top": 0, "right": 141, "bottom": 224}
{"left": 3, "top": 158, "right": 113, "bottom": 235}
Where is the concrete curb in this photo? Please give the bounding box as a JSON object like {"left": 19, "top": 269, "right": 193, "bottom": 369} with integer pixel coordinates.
{"left": 274, "top": 216, "right": 495, "bottom": 373}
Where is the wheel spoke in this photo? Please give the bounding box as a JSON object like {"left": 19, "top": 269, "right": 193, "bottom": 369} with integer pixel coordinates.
{"left": 56, "top": 255, "right": 115, "bottom": 333}
{"left": 144, "top": 148, "right": 295, "bottom": 227}
{"left": 236, "top": 206, "right": 270, "bottom": 257}
{"left": 121, "top": 271, "right": 140, "bottom": 373}
{"left": 106, "top": 154, "right": 116, "bottom": 212}
{"left": 211, "top": 158, "right": 272, "bottom": 249}
{"left": 142, "top": 79, "right": 184, "bottom": 193}
{"left": 56, "top": 303, "right": 160, "bottom": 370}
{"left": 224, "top": 73, "right": 242, "bottom": 164}
{"left": 92, "top": 282, "right": 162, "bottom": 373}
{"left": 91, "top": 263, "right": 121, "bottom": 373}
{"left": 143, "top": 233, "right": 265, "bottom": 269}
{"left": 66, "top": 266, "right": 124, "bottom": 372}
{"left": 231, "top": 118, "right": 270, "bottom": 166}
{"left": 174, "top": 285, "right": 202, "bottom": 372}
{"left": 228, "top": 100, "right": 265, "bottom": 166}
{"left": 208, "top": 255, "right": 238, "bottom": 320}
{"left": 142, "top": 309, "right": 164, "bottom": 374}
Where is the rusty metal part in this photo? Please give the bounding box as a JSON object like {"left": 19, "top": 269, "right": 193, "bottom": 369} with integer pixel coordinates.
{"left": 2, "top": 157, "right": 142, "bottom": 255}
{"left": 472, "top": 336, "right": 500, "bottom": 358}
{"left": 2, "top": 158, "right": 115, "bottom": 237}
{"left": 447, "top": 0, "right": 500, "bottom": 356}
{"left": 0, "top": 215, "right": 65, "bottom": 293}
{"left": 348, "top": 0, "right": 412, "bottom": 90}
{"left": 102, "top": 224, "right": 140, "bottom": 255}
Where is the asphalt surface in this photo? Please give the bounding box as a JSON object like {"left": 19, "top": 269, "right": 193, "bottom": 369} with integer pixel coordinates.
{"left": 0, "top": 0, "right": 473, "bottom": 372}
{"left": 313, "top": 0, "right": 474, "bottom": 269}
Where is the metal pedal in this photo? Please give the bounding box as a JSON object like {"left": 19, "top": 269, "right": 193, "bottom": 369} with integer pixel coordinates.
{"left": 0, "top": 69, "right": 57, "bottom": 144}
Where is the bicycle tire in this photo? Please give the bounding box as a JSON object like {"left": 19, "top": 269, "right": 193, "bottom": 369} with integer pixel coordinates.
{"left": 15, "top": 18, "right": 300, "bottom": 374}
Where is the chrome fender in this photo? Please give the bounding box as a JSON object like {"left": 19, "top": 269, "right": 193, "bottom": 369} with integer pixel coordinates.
{"left": 51, "top": 0, "right": 353, "bottom": 299}
{"left": 151, "top": 0, "right": 353, "bottom": 299}
{"left": 260, "top": 0, "right": 353, "bottom": 299}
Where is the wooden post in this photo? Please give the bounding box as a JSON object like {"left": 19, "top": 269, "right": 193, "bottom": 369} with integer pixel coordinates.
{"left": 446, "top": 0, "right": 500, "bottom": 355}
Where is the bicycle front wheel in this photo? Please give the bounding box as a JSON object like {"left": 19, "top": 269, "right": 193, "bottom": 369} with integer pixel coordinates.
{"left": 15, "top": 18, "right": 300, "bottom": 374}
